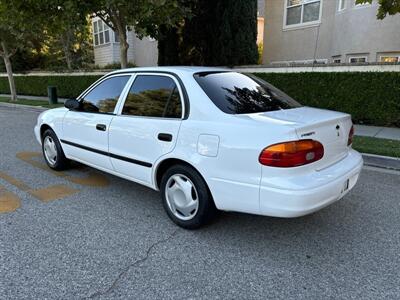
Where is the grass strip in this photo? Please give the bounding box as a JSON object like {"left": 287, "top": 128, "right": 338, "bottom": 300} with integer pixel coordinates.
{"left": 352, "top": 136, "right": 400, "bottom": 158}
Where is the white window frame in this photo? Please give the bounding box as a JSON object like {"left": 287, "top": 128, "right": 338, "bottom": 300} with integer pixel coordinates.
{"left": 348, "top": 56, "right": 368, "bottom": 63}
{"left": 379, "top": 55, "right": 400, "bottom": 63}
{"left": 338, "top": 0, "right": 346, "bottom": 11}
{"left": 93, "top": 19, "right": 112, "bottom": 47}
{"left": 283, "top": 0, "right": 323, "bottom": 30}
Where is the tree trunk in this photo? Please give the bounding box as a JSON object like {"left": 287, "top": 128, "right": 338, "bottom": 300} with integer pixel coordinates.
{"left": 61, "top": 29, "right": 73, "bottom": 70}
{"left": 65, "top": 50, "right": 73, "bottom": 70}
{"left": 118, "top": 30, "right": 129, "bottom": 69}
{"left": 61, "top": 40, "right": 73, "bottom": 70}
{"left": 1, "top": 42, "right": 17, "bottom": 102}
{"left": 100, "top": 11, "right": 129, "bottom": 69}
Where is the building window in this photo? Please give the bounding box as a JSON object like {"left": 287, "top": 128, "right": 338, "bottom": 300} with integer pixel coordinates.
{"left": 380, "top": 56, "right": 400, "bottom": 63}
{"left": 354, "top": 0, "right": 370, "bottom": 7}
{"left": 285, "top": 0, "right": 322, "bottom": 27}
{"left": 349, "top": 56, "right": 368, "bottom": 63}
{"left": 93, "top": 20, "right": 111, "bottom": 46}
{"left": 338, "top": 0, "right": 346, "bottom": 11}
{"left": 333, "top": 58, "right": 341, "bottom": 63}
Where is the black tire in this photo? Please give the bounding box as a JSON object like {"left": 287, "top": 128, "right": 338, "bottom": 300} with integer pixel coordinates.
{"left": 160, "top": 164, "right": 217, "bottom": 229}
{"left": 42, "top": 129, "right": 70, "bottom": 171}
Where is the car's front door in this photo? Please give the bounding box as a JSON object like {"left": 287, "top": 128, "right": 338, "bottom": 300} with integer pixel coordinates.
{"left": 108, "top": 73, "right": 184, "bottom": 186}
{"left": 62, "top": 74, "right": 131, "bottom": 170}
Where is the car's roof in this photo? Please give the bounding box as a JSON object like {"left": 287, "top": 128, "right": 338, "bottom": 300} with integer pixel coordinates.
{"left": 108, "top": 66, "right": 231, "bottom": 76}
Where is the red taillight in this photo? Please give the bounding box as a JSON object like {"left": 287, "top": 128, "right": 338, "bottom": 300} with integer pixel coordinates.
{"left": 259, "top": 140, "right": 324, "bottom": 168}
{"left": 348, "top": 125, "right": 354, "bottom": 146}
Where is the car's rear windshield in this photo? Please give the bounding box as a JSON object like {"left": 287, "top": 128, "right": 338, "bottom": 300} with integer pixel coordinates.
{"left": 193, "top": 72, "right": 301, "bottom": 114}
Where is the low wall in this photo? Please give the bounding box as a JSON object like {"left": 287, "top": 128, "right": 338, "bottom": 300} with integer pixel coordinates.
{"left": 234, "top": 63, "right": 400, "bottom": 73}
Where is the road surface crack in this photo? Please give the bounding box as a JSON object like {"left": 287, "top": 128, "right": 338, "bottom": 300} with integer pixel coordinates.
{"left": 85, "top": 228, "right": 179, "bottom": 299}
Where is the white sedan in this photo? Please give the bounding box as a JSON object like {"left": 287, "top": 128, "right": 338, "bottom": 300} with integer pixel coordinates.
{"left": 34, "top": 67, "right": 363, "bottom": 229}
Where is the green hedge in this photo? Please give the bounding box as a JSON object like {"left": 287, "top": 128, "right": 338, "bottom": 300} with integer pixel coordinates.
{"left": 256, "top": 72, "right": 400, "bottom": 127}
{"left": 0, "top": 75, "right": 102, "bottom": 99}
{"left": 0, "top": 72, "right": 399, "bottom": 126}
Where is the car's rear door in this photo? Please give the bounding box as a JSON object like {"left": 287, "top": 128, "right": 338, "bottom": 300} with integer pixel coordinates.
{"left": 62, "top": 74, "right": 131, "bottom": 170}
{"left": 108, "top": 73, "right": 184, "bottom": 186}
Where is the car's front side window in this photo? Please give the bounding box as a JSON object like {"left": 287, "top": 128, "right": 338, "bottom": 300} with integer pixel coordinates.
{"left": 80, "top": 75, "right": 130, "bottom": 114}
{"left": 122, "top": 75, "right": 182, "bottom": 118}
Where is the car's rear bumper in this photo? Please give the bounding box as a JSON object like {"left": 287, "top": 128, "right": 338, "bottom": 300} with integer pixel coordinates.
{"left": 259, "top": 149, "right": 363, "bottom": 217}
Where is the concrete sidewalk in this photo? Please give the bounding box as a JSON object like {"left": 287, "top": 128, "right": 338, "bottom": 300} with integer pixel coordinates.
{"left": 354, "top": 125, "right": 400, "bottom": 141}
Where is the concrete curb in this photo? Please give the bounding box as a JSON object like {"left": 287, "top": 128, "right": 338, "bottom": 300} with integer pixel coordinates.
{"left": 362, "top": 153, "right": 400, "bottom": 171}
{"left": 0, "top": 94, "right": 67, "bottom": 103}
{"left": 0, "top": 102, "right": 48, "bottom": 112}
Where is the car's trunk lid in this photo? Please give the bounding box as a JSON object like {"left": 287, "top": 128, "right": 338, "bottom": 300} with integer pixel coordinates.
{"left": 264, "top": 107, "right": 353, "bottom": 169}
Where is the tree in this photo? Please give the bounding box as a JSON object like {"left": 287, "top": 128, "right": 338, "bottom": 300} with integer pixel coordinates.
{"left": 0, "top": 1, "right": 45, "bottom": 101}
{"left": 215, "top": 0, "right": 259, "bottom": 66}
{"left": 158, "top": 0, "right": 259, "bottom": 66}
{"left": 86, "top": 0, "right": 191, "bottom": 68}
{"left": 18, "top": 0, "right": 93, "bottom": 70}
{"left": 356, "top": 0, "right": 400, "bottom": 19}
{"left": 157, "top": 26, "right": 181, "bottom": 66}
{"left": 46, "top": 3, "right": 93, "bottom": 70}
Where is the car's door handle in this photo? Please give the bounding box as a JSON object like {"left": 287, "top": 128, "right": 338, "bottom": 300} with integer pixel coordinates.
{"left": 96, "top": 124, "right": 107, "bottom": 131}
{"left": 158, "top": 133, "right": 173, "bottom": 142}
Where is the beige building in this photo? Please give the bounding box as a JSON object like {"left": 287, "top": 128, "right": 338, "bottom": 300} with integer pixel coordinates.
{"left": 92, "top": 17, "right": 158, "bottom": 67}
{"left": 263, "top": 0, "right": 400, "bottom": 64}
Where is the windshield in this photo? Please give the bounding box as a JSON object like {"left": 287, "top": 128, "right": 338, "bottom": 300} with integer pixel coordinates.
{"left": 194, "top": 72, "right": 301, "bottom": 114}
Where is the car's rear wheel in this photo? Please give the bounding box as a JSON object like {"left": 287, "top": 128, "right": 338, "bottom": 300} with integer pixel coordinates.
{"left": 42, "top": 129, "right": 69, "bottom": 171}
{"left": 160, "top": 164, "right": 217, "bottom": 229}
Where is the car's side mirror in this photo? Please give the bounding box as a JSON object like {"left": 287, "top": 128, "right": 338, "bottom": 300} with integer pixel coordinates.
{"left": 64, "top": 99, "right": 80, "bottom": 110}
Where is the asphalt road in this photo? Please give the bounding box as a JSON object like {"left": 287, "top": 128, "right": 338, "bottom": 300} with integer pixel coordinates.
{"left": 0, "top": 106, "right": 399, "bottom": 299}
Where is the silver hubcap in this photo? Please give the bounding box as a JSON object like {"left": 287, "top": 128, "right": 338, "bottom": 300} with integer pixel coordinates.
{"left": 43, "top": 136, "right": 58, "bottom": 166}
{"left": 165, "top": 174, "right": 199, "bottom": 221}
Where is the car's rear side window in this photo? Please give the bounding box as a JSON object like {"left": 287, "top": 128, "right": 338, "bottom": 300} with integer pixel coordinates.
{"left": 122, "top": 75, "right": 182, "bottom": 118}
{"left": 194, "top": 72, "right": 301, "bottom": 114}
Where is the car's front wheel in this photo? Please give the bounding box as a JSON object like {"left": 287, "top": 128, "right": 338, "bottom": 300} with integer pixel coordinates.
{"left": 42, "top": 129, "right": 69, "bottom": 171}
{"left": 160, "top": 164, "right": 217, "bottom": 229}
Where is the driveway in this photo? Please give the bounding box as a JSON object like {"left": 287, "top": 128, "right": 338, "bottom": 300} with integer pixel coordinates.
{"left": 0, "top": 107, "right": 399, "bottom": 299}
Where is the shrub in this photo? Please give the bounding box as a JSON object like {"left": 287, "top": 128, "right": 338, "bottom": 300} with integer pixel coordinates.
{"left": 257, "top": 43, "right": 263, "bottom": 65}
{"left": 0, "top": 71, "right": 398, "bottom": 127}
{"left": 255, "top": 72, "right": 400, "bottom": 127}
{"left": 0, "top": 75, "right": 102, "bottom": 99}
